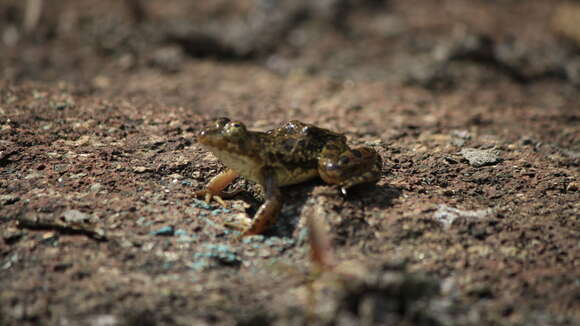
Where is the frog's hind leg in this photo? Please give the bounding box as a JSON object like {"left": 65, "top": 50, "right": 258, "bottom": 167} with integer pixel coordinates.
{"left": 194, "top": 168, "right": 240, "bottom": 206}
{"left": 318, "top": 146, "right": 382, "bottom": 194}
{"left": 242, "top": 168, "right": 282, "bottom": 236}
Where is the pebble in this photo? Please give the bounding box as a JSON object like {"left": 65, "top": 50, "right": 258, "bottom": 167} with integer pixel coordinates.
{"left": 460, "top": 147, "right": 501, "bottom": 167}
{"left": 133, "top": 166, "right": 148, "bottom": 173}
{"left": 434, "top": 205, "right": 494, "bottom": 228}
{"left": 150, "top": 225, "right": 175, "bottom": 236}
{"left": 62, "top": 209, "right": 92, "bottom": 224}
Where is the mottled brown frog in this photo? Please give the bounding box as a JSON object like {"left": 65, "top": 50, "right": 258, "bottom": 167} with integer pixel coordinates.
{"left": 195, "top": 118, "right": 382, "bottom": 236}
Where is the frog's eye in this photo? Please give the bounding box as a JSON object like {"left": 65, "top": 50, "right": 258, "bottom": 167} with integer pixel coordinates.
{"left": 225, "top": 121, "right": 247, "bottom": 137}
{"left": 215, "top": 117, "right": 230, "bottom": 128}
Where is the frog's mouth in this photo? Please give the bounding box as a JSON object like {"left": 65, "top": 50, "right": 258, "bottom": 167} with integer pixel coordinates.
{"left": 198, "top": 134, "right": 256, "bottom": 161}
{"left": 198, "top": 135, "right": 240, "bottom": 155}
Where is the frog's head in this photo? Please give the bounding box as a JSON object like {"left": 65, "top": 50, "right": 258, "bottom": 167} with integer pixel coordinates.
{"left": 198, "top": 118, "right": 251, "bottom": 154}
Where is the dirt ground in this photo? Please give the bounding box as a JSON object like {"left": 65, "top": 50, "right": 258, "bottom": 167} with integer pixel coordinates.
{"left": 1, "top": 1, "right": 579, "bottom": 325}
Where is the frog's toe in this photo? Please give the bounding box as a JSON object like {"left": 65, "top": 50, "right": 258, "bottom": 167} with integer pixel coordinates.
{"left": 213, "top": 195, "right": 227, "bottom": 207}
{"left": 224, "top": 217, "right": 252, "bottom": 232}
{"left": 241, "top": 216, "right": 273, "bottom": 236}
{"left": 194, "top": 190, "right": 227, "bottom": 206}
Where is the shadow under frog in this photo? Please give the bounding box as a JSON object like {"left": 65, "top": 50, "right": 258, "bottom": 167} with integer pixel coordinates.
{"left": 275, "top": 181, "right": 400, "bottom": 239}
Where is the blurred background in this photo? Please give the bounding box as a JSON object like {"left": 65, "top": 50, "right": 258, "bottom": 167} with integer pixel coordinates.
{"left": 1, "top": 0, "right": 579, "bottom": 89}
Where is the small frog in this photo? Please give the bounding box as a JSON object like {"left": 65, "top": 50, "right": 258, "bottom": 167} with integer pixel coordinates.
{"left": 195, "top": 118, "right": 382, "bottom": 236}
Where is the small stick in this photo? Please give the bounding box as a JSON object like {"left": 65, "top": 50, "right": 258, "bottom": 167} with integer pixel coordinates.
{"left": 307, "top": 213, "right": 336, "bottom": 271}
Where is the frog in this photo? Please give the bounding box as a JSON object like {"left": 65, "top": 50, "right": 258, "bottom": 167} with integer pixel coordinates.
{"left": 195, "top": 118, "right": 382, "bottom": 236}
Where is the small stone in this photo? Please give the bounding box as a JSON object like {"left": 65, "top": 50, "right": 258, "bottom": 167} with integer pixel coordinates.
{"left": 90, "top": 183, "right": 104, "bottom": 192}
{"left": 242, "top": 235, "right": 265, "bottom": 244}
{"left": 434, "top": 205, "right": 494, "bottom": 228}
{"left": 174, "top": 229, "right": 188, "bottom": 236}
{"left": 257, "top": 247, "right": 272, "bottom": 258}
{"left": 88, "top": 314, "right": 118, "bottom": 326}
{"left": 566, "top": 182, "right": 578, "bottom": 192}
{"left": 150, "top": 225, "right": 175, "bottom": 236}
{"left": 460, "top": 147, "right": 502, "bottom": 167}
{"left": 70, "top": 173, "right": 87, "bottom": 179}
{"left": 73, "top": 135, "right": 91, "bottom": 146}
{"left": 62, "top": 209, "right": 92, "bottom": 224}
{"left": 42, "top": 232, "right": 57, "bottom": 239}
{"left": 142, "top": 242, "right": 155, "bottom": 251}
{"left": 24, "top": 171, "right": 43, "bottom": 179}
{"left": 133, "top": 166, "right": 148, "bottom": 173}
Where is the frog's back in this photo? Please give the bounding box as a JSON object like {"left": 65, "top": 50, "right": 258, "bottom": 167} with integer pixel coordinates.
{"left": 258, "top": 121, "right": 348, "bottom": 185}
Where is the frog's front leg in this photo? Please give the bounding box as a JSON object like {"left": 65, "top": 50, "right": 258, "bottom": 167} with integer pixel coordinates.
{"left": 318, "top": 146, "right": 382, "bottom": 194}
{"left": 194, "top": 168, "right": 240, "bottom": 206}
{"left": 241, "top": 167, "right": 282, "bottom": 236}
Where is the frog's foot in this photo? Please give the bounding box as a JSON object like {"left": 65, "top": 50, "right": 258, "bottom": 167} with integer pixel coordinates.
{"left": 241, "top": 198, "right": 282, "bottom": 236}
{"left": 194, "top": 168, "right": 240, "bottom": 206}
{"left": 195, "top": 188, "right": 243, "bottom": 206}
{"left": 194, "top": 189, "right": 225, "bottom": 206}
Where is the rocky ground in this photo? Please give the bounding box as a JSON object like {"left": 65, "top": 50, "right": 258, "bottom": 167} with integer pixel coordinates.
{"left": 0, "top": 1, "right": 579, "bottom": 325}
